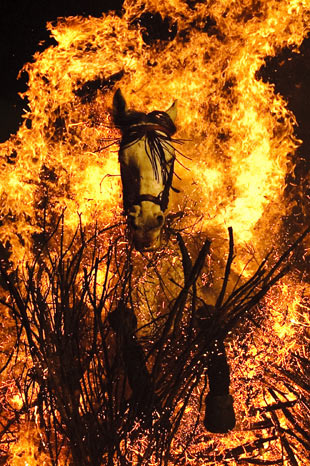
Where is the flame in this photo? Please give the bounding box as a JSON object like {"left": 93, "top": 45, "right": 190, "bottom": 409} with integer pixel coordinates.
{"left": 0, "top": 0, "right": 310, "bottom": 464}
{"left": 1, "top": 0, "right": 308, "bottom": 260}
{"left": 7, "top": 421, "right": 51, "bottom": 466}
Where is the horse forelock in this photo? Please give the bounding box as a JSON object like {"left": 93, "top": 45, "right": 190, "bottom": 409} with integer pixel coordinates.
{"left": 120, "top": 115, "right": 175, "bottom": 186}
{"left": 114, "top": 110, "right": 147, "bottom": 131}
{"left": 115, "top": 108, "right": 176, "bottom": 136}
{"left": 117, "top": 107, "right": 176, "bottom": 218}
{"left": 146, "top": 111, "right": 176, "bottom": 136}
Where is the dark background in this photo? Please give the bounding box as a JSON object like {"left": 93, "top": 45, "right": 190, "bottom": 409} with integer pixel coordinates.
{"left": 0, "top": 0, "right": 124, "bottom": 142}
{"left": 0, "top": 0, "right": 309, "bottom": 160}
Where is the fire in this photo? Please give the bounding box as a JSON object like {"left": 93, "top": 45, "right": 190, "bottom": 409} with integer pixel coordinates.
{"left": 1, "top": 0, "right": 310, "bottom": 464}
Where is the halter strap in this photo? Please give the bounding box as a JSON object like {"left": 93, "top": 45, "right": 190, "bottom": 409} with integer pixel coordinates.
{"left": 127, "top": 123, "right": 172, "bottom": 137}
{"left": 136, "top": 194, "right": 162, "bottom": 206}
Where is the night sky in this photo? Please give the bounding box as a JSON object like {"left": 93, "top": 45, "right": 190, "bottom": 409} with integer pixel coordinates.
{"left": 0, "top": 0, "right": 309, "bottom": 162}
{"left": 0, "top": 0, "right": 123, "bottom": 142}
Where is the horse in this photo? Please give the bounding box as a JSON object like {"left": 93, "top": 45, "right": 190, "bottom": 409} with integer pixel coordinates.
{"left": 113, "top": 89, "right": 178, "bottom": 251}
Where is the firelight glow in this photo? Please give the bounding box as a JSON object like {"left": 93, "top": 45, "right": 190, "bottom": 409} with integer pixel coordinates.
{"left": 0, "top": 0, "right": 310, "bottom": 464}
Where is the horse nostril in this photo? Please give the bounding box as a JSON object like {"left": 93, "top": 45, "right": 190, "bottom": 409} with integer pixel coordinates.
{"left": 128, "top": 216, "right": 138, "bottom": 230}
{"left": 157, "top": 214, "right": 164, "bottom": 226}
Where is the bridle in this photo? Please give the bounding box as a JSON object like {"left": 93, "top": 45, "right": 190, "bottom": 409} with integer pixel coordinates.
{"left": 136, "top": 193, "right": 162, "bottom": 206}
{"left": 127, "top": 123, "right": 174, "bottom": 137}
{"left": 122, "top": 122, "right": 174, "bottom": 211}
{"left": 120, "top": 122, "right": 174, "bottom": 148}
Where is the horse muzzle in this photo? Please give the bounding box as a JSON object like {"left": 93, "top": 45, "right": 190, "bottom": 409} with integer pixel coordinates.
{"left": 128, "top": 207, "right": 165, "bottom": 251}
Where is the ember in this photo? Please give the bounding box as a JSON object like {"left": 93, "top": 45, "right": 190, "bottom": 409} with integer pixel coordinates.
{"left": 0, "top": 0, "right": 310, "bottom": 465}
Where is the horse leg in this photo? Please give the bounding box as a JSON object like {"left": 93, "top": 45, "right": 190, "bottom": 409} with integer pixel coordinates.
{"left": 108, "top": 304, "right": 156, "bottom": 425}
{"left": 204, "top": 339, "right": 236, "bottom": 433}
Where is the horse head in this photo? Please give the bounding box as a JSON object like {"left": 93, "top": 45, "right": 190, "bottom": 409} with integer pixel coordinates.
{"left": 113, "top": 89, "right": 177, "bottom": 251}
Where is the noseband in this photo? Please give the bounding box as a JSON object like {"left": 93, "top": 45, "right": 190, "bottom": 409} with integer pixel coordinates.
{"left": 136, "top": 193, "right": 162, "bottom": 206}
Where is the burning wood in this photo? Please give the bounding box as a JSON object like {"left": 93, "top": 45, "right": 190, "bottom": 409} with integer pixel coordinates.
{"left": 0, "top": 217, "right": 309, "bottom": 464}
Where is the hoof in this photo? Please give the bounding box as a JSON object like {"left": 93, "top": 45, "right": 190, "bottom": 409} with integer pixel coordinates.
{"left": 204, "top": 393, "right": 236, "bottom": 433}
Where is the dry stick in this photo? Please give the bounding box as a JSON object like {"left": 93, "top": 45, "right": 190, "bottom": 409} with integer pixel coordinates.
{"left": 172, "top": 237, "right": 211, "bottom": 334}
{"left": 223, "top": 266, "right": 289, "bottom": 335}
{"left": 216, "top": 226, "right": 234, "bottom": 310}
{"left": 176, "top": 232, "right": 192, "bottom": 281}
{"left": 176, "top": 231, "right": 197, "bottom": 334}
{"left": 0, "top": 263, "right": 38, "bottom": 360}
{"left": 281, "top": 405, "right": 310, "bottom": 444}
{"left": 258, "top": 399, "right": 297, "bottom": 413}
{"left": 129, "top": 227, "right": 309, "bottom": 463}
{"left": 284, "top": 427, "right": 310, "bottom": 454}
{"left": 31, "top": 232, "right": 107, "bottom": 464}
{"left": 3, "top": 219, "right": 309, "bottom": 465}
{"left": 210, "top": 236, "right": 295, "bottom": 339}
{"left": 158, "top": 344, "right": 203, "bottom": 413}
{"left": 164, "top": 227, "right": 310, "bottom": 463}
{"left": 196, "top": 435, "right": 278, "bottom": 462}
{"left": 131, "top": 239, "right": 211, "bottom": 462}
{"left": 0, "top": 320, "right": 22, "bottom": 374}
{"left": 272, "top": 365, "right": 310, "bottom": 395}
{"left": 174, "top": 381, "right": 208, "bottom": 463}
{"left": 220, "top": 255, "right": 277, "bottom": 318}
{"left": 222, "top": 225, "right": 310, "bottom": 316}
{"left": 268, "top": 389, "right": 302, "bottom": 466}
{"left": 268, "top": 384, "right": 310, "bottom": 444}
{"left": 262, "top": 225, "right": 310, "bottom": 283}
{"left": 237, "top": 460, "right": 284, "bottom": 465}
{"left": 221, "top": 257, "right": 269, "bottom": 309}
{"left": 151, "top": 237, "right": 211, "bottom": 378}
{"left": 154, "top": 228, "right": 292, "bottom": 461}
{"left": 221, "top": 226, "right": 310, "bottom": 327}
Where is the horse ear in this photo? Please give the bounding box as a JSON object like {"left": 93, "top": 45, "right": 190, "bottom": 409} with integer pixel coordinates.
{"left": 165, "top": 100, "right": 177, "bottom": 123}
{"left": 113, "top": 89, "right": 128, "bottom": 117}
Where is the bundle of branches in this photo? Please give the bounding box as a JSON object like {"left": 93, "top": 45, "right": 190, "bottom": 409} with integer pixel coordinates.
{"left": 255, "top": 335, "right": 310, "bottom": 465}
{"left": 0, "top": 216, "right": 133, "bottom": 466}
{"left": 204, "top": 347, "right": 310, "bottom": 465}
{"left": 0, "top": 216, "right": 309, "bottom": 466}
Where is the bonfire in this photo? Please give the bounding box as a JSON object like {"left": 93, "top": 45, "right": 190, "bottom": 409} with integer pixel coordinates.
{"left": 0, "top": 1, "right": 310, "bottom": 465}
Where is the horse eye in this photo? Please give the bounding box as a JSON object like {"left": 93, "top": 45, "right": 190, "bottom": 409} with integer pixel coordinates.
{"left": 129, "top": 219, "right": 139, "bottom": 230}
{"left": 157, "top": 214, "right": 164, "bottom": 226}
